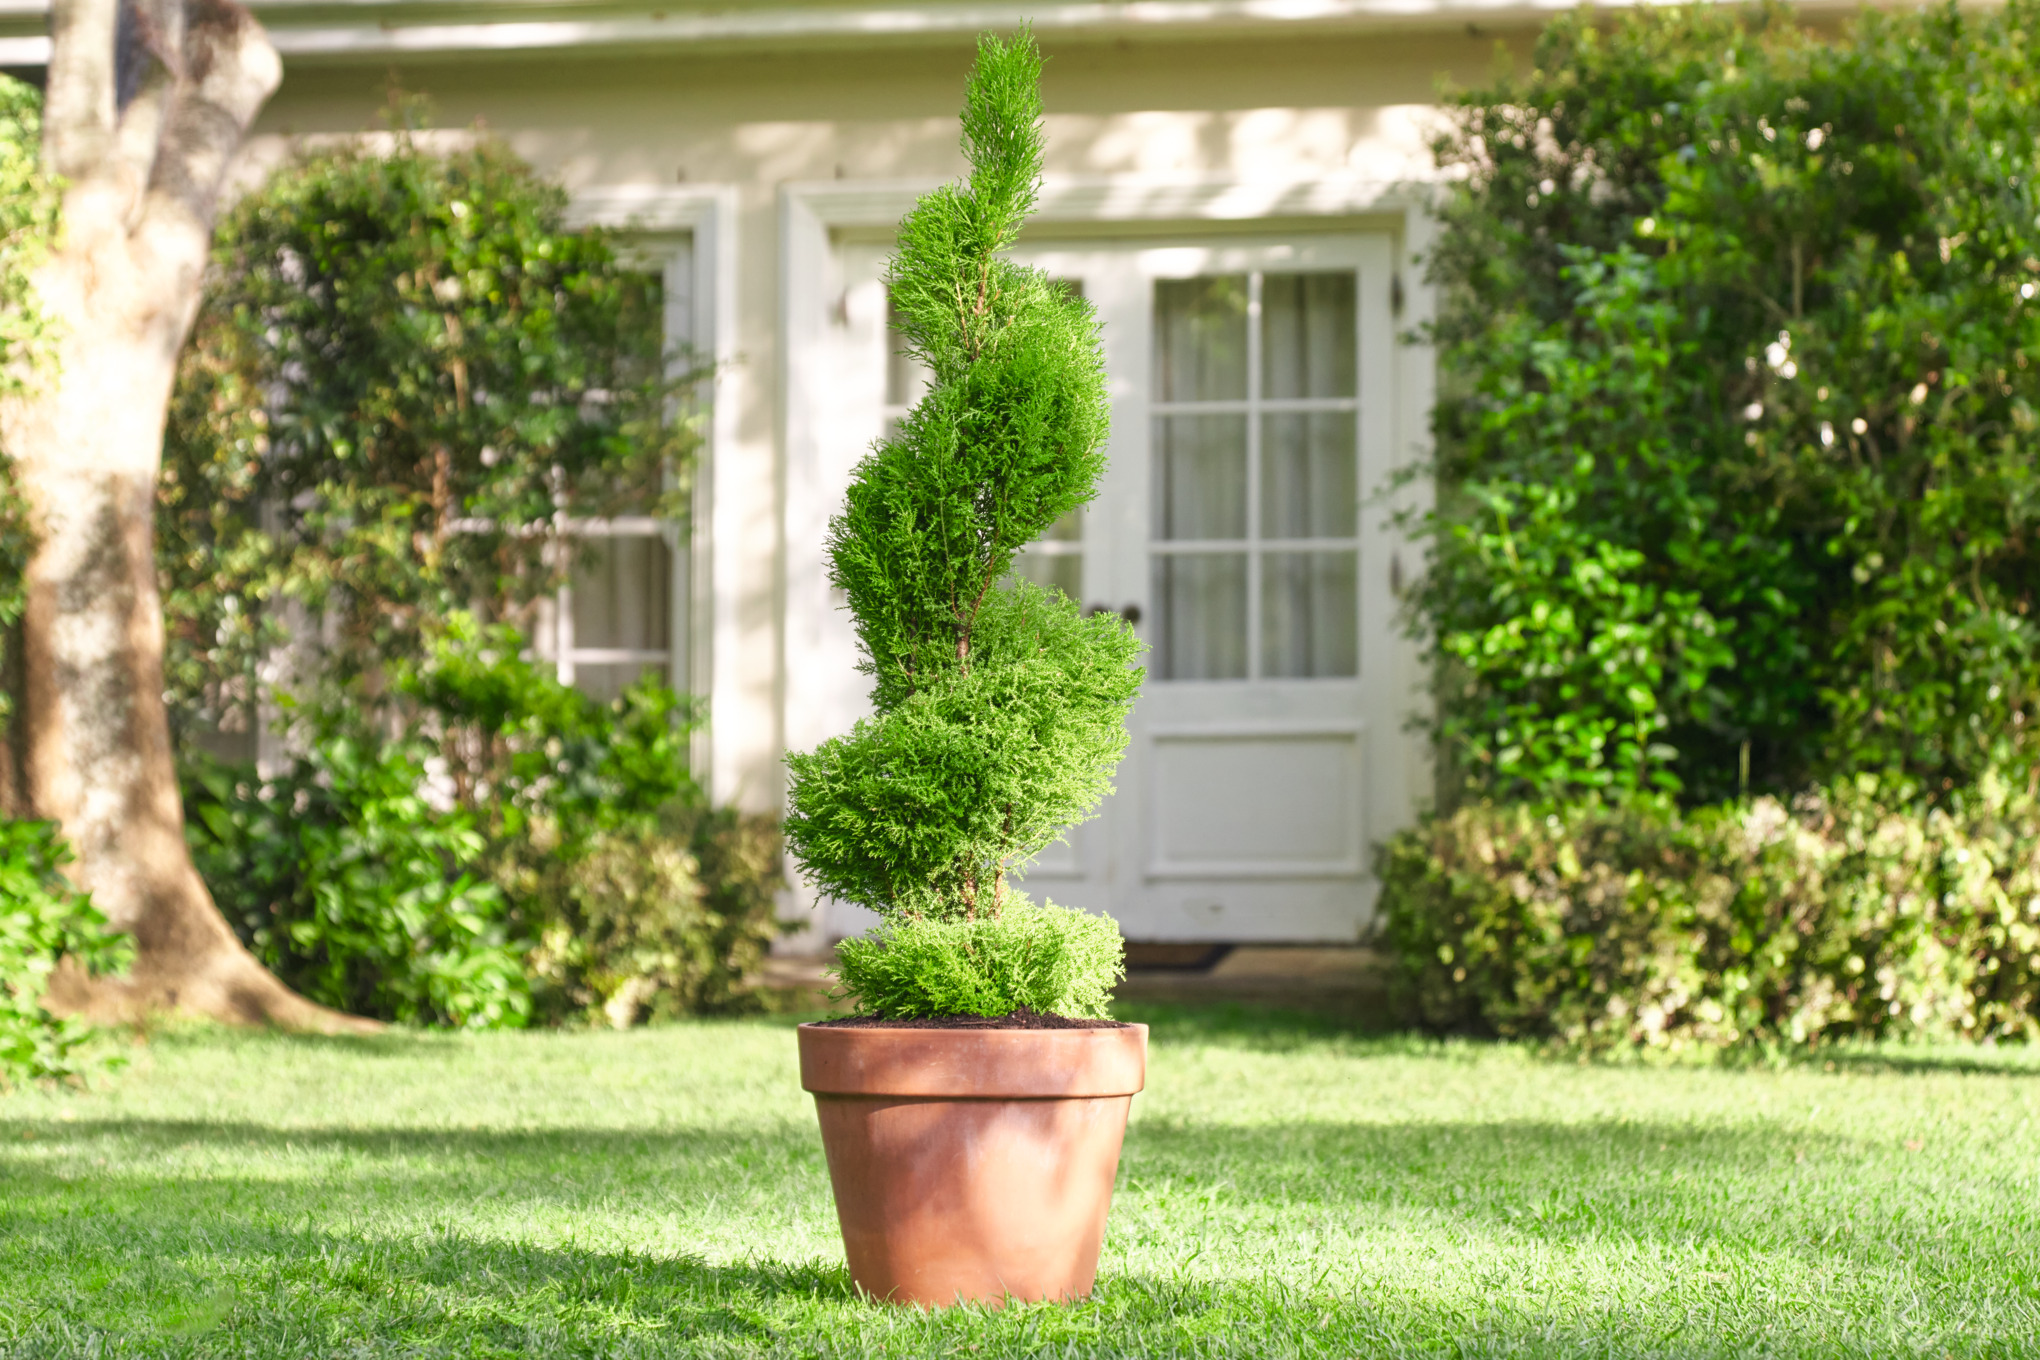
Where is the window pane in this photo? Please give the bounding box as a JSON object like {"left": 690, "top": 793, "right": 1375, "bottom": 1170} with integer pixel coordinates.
{"left": 1261, "top": 550, "right": 1358, "bottom": 678}
{"left": 1013, "top": 550, "right": 1082, "bottom": 600}
{"left": 1153, "top": 414, "right": 1246, "bottom": 540}
{"left": 1040, "top": 507, "right": 1082, "bottom": 542}
{"left": 572, "top": 535, "right": 671, "bottom": 650}
{"left": 574, "top": 662, "right": 670, "bottom": 704}
{"left": 1152, "top": 553, "right": 1248, "bottom": 680}
{"left": 1154, "top": 275, "right": 1248, "bottom": 402}
{"left": 1261, "top": 411, "right": 1357, "bottom": 539}
{"left": 1262, "top": 272, "right": 1357, "bottom": 400}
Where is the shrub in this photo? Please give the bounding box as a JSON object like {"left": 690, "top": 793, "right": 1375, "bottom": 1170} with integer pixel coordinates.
{"left": 834, "top": 904, "right": 1125, "bottom": 1020}
{"left": 184, "top": 732, "right": 527, "bottom": 1030}
{"left": 162, "top": 120, "right": 776, "bottom": 1029}
{"left": 160, "top": 106, "right": 693, "bottom": 741}
{"left": 405, "top": 616, "right": 785, "bottom": 1024}
{"left": 0, "top": 821, "right": 130, "bottom": 1084}
{"left": 185, "top": 618, "right": 786, "bottom": 1027}
{"left": 782, "top": 31, "right": 1142, "bottom": 1017}
{"left": 1377, "top": 778, "right": 2040, "bottom": 1050}
{"left": 1416, "top": 0, "right": 2040, "bottom": 803}
{"left": 525, "top": 809, "right": 786, "bottom": 1026}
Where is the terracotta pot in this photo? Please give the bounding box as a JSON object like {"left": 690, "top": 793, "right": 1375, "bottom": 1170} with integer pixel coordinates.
{"left": 797, "top": 1021, "right": 1148, "bottom": 1307}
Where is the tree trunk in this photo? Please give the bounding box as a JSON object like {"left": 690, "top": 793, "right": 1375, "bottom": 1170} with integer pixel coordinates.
{"left": 0, "top": 0, "right": 375, "bottom": 1033}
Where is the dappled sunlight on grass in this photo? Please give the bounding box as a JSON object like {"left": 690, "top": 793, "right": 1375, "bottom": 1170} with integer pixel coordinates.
{"left": 3, "top": 1012, "right": 2037, "bottom": 1356}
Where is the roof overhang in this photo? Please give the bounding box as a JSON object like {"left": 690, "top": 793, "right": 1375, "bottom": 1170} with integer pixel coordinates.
{"left": 0, "top": 0, "right": 1874, "bottom": 69}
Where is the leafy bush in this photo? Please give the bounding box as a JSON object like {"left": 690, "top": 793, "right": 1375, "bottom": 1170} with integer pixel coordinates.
{"left": 184, "top": 731, "right": 527, "bottom": 1030}
{"left": 161, "top": 106, "right": 692, "bottom": 740}
{"left": 524, "top": 808, "right": 785, "bottom": 1026}
{"left": 0, "top": 76, "right": 51, "bottom": 709}
{"left": 185, "top": 618, "right": 785, "bottom": 1028}
{"left": 405, "top": 615, "right": 784, "bottom": 1024}
{"left": 0, "top": 821, "right": 131, "bottom": 1084}
{"left": 834, "top": 902, "right": 1125, "bottom": 1020}
{"left": 1377, "top": 779, "right": 2040, "bottom": 1050}
{"left": 783, "top": 32, "right": 1141, "bottom": 1017}
{"left": 162, "top": 113, "right": 777, "bottom": 1028}
{"left": 0, "top": 74, "right": 54, "bottom": 410}
{"left": 1417, "top": 0, "right": 2040, "bottom": 803}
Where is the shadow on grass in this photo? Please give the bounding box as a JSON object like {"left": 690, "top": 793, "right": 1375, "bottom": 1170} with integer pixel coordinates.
{"left": 0, "top": 1106, "right": 1901, "bottom": 1258}
{"left": 2, "top": 1106, "right": 2023, "bottom": 1358}
{"left": 1117, "top": 1001, "right": 2040, "bottom": 1077}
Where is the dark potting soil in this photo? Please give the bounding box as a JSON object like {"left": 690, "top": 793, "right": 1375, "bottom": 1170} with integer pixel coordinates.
{"left": 812, "top": 1007, "right": 1129, "bottom": 1030}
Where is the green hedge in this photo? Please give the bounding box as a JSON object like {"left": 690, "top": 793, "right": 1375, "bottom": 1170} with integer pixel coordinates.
{"left": 1377, "top": 779, "right": 2040, "bottom": 1049}
{"left": 1414, "top": 0, "right": 2040, "bottom": 803}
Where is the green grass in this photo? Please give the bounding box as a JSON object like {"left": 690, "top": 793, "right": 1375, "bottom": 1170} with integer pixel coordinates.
{"left": 3, "top": 1005, "right": 2039, "bottom": 1357}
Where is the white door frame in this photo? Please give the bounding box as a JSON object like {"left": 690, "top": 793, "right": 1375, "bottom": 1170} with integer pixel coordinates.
{"left": 780, "top": 175, "right": 1439, "bottom": 942}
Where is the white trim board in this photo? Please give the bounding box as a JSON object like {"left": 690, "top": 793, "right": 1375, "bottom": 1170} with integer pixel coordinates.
{"left": 0, "top": 0, "right": 1887, "bottom": 68}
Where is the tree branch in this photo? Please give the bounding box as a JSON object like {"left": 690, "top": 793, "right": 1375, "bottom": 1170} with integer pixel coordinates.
{"left": 141, "top": 0, "right": 279, "bottom": 243}
{"left": 112, "top": 0, "right": 186, "bottom": 190}
{"left": 43, "top": 0, "right": 121, "bottom": 181}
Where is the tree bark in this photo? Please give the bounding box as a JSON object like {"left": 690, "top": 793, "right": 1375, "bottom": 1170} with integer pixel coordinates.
{"left": 0, "top": 0, "right": 376, "bottom": 1033}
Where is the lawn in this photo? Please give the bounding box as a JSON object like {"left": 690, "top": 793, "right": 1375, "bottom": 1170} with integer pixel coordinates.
{"left": 2, "top": 1007, "right": 2038, "bottom": 1358}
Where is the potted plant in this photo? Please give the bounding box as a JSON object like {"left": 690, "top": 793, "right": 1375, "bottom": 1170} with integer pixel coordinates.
{"left": 784, "top": 28, "right": 1147, "bottom": 1309}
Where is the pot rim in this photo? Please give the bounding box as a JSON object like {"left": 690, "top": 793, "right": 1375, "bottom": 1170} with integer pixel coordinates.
{"left": 797, "top": 1021, "right": 1148, "bottom": 1099}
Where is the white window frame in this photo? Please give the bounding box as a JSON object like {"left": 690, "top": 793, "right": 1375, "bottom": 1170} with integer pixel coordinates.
{"left": 566, "top": 186, "right": 739, "bottom": 797}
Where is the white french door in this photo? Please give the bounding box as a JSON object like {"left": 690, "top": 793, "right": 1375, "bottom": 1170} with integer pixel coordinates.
{"left": 828, "top": 233, "right": 1409, "bottom": 941}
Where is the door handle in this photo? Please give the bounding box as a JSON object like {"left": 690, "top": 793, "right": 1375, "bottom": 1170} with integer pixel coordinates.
{"left": 1085, "top": 602, "right": 1142, "bottom": 626}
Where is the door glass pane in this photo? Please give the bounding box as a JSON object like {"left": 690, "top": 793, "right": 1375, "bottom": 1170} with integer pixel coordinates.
{"left": 1152, "top": 554, "right": 1247, "bottom": 680}
{"left": 1039, "top": 507, "right": 1082, "bottom": 542}
{"left": 1262, "top": 550, "right": 1358, "bottom": 678}
{"left": 1153, "top": 414, "right": 1246, "bottom": 540}
{"left": 1261, "top": 412, "right": 1357, "bottom": 539}
{"left": 1155, "top": 275, "right": 1248, "bottom": 402}
{"left": 1014, "top": 507, "right": 1082, "bottom": 598}
{"left": 572, "top": 536, "right": 671, "bottom": 650}
{"left": 1014, "top": 551, "right": 1083, "bottom": 599}
{"left": 1262, "top": 272, "right": 1356, "bottom": 400}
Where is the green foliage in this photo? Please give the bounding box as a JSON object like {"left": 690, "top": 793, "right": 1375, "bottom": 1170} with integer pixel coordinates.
{"left": 788, "top": 585, "right": 1140, "bottom": 919}
{"left": 833, "top": 900, "right": 1126, "bottom": 1020}
{"left": 0, "top": 75, "right": 54, "bottom": 405}
{"left": 184, "top": 731, "right": 527, "bottom": 1030}
{"left": 0, "top": 822, "right": 131, "bottom": 1085}
{"left": 525, "top": 808, "right": 786, "bottom": 1026}
{"left": 784, "top": 32, "right": 1140, "bottom": 1021}
{"left": 185, "top": 617, "right": 784, "bottom": 1028}
{"left": 403, "top": 612, "right": 697, "bottom": 855}
{"left": 161, "top": 117, "right": 773, "bottom": 1027}
{"left": 1418, "top": 1, "right": 2040, "bottom": 803}
{"left": 1378, "top": 778, "right": 2040, "bottom": 1050}
{"left": 0, "top": 77, "right": 53, "bottom": 722}
{"left": 161, "top": 109, "right": 693, "bottom": 735}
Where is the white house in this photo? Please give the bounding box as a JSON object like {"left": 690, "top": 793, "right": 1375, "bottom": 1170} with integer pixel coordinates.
{"left": 1, "top": 0, "right": 1759, "bottom": 946}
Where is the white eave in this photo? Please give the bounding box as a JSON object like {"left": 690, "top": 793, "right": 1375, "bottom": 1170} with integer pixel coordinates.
{"left": 0, "top": 0, "right": 1870, "bottom": 68}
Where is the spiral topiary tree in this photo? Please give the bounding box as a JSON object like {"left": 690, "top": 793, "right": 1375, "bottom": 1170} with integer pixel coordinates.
{"left": 784, "top": 29, "right": 1143, "bottom": 1020}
